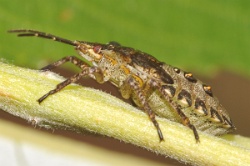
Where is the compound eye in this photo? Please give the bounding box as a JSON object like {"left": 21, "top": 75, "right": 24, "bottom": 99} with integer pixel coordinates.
{"left": 93, "top": 45, "right": 102, "bottom": 53}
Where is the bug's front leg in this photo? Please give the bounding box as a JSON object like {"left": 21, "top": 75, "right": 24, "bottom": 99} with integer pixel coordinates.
{"left": 40, "top": 56, "right": 88, "bottom": 71}
{"left": 38, "top": 66, "right": 103, "bottom": 104}
{"left": 120, "top": 75, "right": 164, "bottom": 141}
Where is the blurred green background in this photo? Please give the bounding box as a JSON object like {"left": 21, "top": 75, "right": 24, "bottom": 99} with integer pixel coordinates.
{"left": 0, "top": 1, "right": 250, "bottom": 165}
{"left": 1, "top": 0, "right": 250, "bottom": 76}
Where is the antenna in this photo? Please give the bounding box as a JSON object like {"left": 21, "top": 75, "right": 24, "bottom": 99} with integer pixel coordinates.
{"left": 8, "top": 29, "right": 77, "bottom": 46}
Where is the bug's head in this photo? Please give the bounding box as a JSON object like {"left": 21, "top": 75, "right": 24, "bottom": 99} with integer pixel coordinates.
{"left": 75, "top": 41, "right": 105, "bottom": 63}
{"left": 75, "top": 41, "right": 122, "bottom": 63}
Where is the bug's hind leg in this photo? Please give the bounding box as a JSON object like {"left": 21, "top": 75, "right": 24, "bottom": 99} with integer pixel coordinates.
{"left": 175, "top": 105, "right": 200, "bottom": 142}
{"left": 120, "top": 75, "right": 164, "bottom": 141}
{"left": 149, "top": 79, "right": 200, "bottom": 142}
{"left": 38, "top": 66, "right": 103, "bottom": 104}
{"left": 161, "top": 86, "right": 200, "bottom": 142}
{"left": 40, "top": 56, "right": 88, "bottom": 71}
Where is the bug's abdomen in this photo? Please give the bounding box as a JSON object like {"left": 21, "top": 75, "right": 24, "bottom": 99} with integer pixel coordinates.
{"left": 148, "top": 64, "right": 235, "bottom": 136}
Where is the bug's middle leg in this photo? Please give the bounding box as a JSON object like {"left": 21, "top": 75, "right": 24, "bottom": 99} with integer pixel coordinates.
{"left": 120, "top": 75, "right": 164, "bottom": 141}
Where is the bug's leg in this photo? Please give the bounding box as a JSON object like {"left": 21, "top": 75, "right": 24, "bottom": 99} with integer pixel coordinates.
{"left": 38, "top": 66, "right": 103, "bottom": 104}
{"left": 120, "top": 75, "right": 164, "bottom": 141}
{"left": 40, "top": 56, "right": 88, "bottom": 71}
{"left": 164, "top": 95, "right": 199, "bottom": 142}
{"left": 175, "top": 105, "right": 200, "bottom": 142}
{"left": 149, "top": 79, "right": 200, "bottom": 142}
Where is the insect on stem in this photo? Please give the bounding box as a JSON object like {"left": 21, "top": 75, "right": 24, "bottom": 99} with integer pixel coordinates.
{"left": 8, "top": 29, "right": 236, "bottom": 143}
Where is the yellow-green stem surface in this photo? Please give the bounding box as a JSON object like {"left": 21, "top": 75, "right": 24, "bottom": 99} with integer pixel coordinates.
{"left": 0, "top": 62, "right": 249, "bottom": 166}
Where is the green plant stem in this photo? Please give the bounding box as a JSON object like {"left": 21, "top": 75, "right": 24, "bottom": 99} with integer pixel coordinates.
{"left": 0, "top": 62, "right": 249, "bottom": 166}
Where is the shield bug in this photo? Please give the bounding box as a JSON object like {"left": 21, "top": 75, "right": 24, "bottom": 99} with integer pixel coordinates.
{"left": 8, "top": 29, "right": 236, "bottom": 142}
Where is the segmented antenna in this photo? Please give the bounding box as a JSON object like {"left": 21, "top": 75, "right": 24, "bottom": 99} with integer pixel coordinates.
{"left": 8, "top": 29, "right": 77, "bottom": 46}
